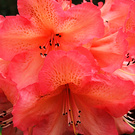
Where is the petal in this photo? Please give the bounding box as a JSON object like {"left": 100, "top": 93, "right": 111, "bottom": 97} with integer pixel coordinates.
{"left": 0, "top": 58, "right": 10, "bottom": 77}
{"left": 0, "top": 75, "right": 18, "bottom": 105}
{"left": 39, "top": 50, "right": 95, "bottom": 94}
{"left": 74, "top": 74, "right": 135, "bottom": 117}
{"left": 125, "top": 2, "right": 135, "bottom": 54}
{"left": 18, "top": 0, "right": 65, "bottom": 31}
{"left": 8, "top": 52, "right": 44, "bottom": 90}
{"left": 114, "top": 117, "right": 134, "bottom": 134}
{"left": 101, "top": 0, "right": 133, "bottom": 34}
{"left": 23, "top": 114, "right": 73, "bottom": 135}
{"left": 0, "top": 16, "right": 45, "bottom": 60}
{"left": 2, "top": 126, "right": 23, "bottom": 135}
{"left": 59, "top": 2, "right": 104, "bottom": 49}
{"left": 13, "top": 84, "right": 63, "bottom": 131}
{"left": 90, "top": 29, "right": 128, "bottom": 72}
{"left": 0, "top": 15, "right": 5, "bottom": 28}
{"left": 73, "top": 96, "right": 118, "bottom": 135}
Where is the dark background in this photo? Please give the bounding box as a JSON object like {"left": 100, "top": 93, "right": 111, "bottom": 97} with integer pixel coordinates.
{"left": 0, "top": 0, "right": 105, "bottom": 16}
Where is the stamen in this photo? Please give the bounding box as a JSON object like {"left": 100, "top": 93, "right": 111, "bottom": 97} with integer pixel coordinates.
{"left": 62, "top": 84, "right": 81, "bottom": 135}
{"left": 0, "top": 117, "right": 13, "bottom": 128}
{"left": 0, "top": 107, "right": 13, "bottom": 118}
{"left": 39, "top": 33, "right": 61, "bottom": 57}
{"left": 118, "top": 69, "right": 135, "bottom": 76}
{"left": 127, "top": 61, "right": 130, "bottom": 66}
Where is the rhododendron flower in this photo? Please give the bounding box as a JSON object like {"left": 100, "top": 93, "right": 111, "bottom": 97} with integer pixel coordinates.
{"left": 0, "top": 0, "right": 104, "bottom": 61}
{"left": 0, "top": 0, "right": 104, "bottom": 89}
{"left": 13, "top": 50, "right": 135, "bottom": 135}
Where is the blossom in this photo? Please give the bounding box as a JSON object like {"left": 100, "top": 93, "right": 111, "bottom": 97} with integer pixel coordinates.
{"left": 0, "top": 0, "right": 104, "bottom": 60}
{"left": 0, "top": 0, "right": 104, "bottom": 89}
{"left": 13, "top": 50, "right": 134, "bottom": 135}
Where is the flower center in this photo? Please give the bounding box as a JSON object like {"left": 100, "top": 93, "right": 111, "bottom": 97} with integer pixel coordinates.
{"left": 39, "top": 33, "right": 62, "bottom": 58}
{"left": 0, "top": 107, "right": 13, "bottom": 128}
{"left": 62, "top": 84, "right": 81, "bottom": 135}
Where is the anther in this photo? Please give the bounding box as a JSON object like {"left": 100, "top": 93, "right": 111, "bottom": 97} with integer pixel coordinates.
{"left": 59, "top": 35, "right": 61, "bottom": 37}
{"left": 78, "top": 115, "right": 80, "bottom": 117}
{"left": 39, "top": 46, "right": 42, "bottom": 49}
{"left": 44, "top": 54, "right": 47, "bottom": 57}
{"left": 63, "top": 113, "right": 65, "bottom": 115}
{"left": 43, "top": 46, "right": 46, "bottom": 49}
{"left": 127, "top": 61, "right": 130, "bottom": 66}
{"left": 9, "top": 121, "right": 13, "bottom": 124}
{"left": 55, "top": 43, "right": 60, "bottom": 47}
{"left": 105, "top": 20, "right": 108, "bottom": 23}
{"left": 56, "top": 34, "right": 59, "bottom": 36}
{"left": 78, "top": 110, "right": 81, "bottom": 113}
{"left": 3, "top": 111, "right": 6, "bottom": 116}
{"left": 65, "top": 112, "right": 68, "bottom": 115}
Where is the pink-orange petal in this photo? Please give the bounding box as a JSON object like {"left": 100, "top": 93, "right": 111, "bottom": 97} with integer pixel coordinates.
{"left": 74, "top": 74, "right": 134, "bottom": 117}
{"left": 39, "top": 50, "right": 95, "bottom": 94}
{"left": 0, "top": 16, "right": 45, "bottom": 60}
{"left": 90, "top": 29, "right": 127, "bottom": 72}
{"left": 74, "top": 96, "right": 118, "bottom": 135}
{"left": 60, "top": 2, "right": 104, "bottom": 49}
{"left": 18, "top": 0, "right": 65, "bottom": 31}
{"left": 0, "top": 75, "right": 18, "bottom": 105}
{"left": 114, "top": 117, "right": 134, "bottom": 135}
{"left": 13, "top": 84, "right": 63, "bottom": 131}
{"left": 0, "top": 58, "right": 10, "bottom": 77}
{"left": 101, "top": 0, "right": 133, "bottom": 34}
{"left": 0, "top": 15, "right": 5, "bottom": 28}
{"left": 8, "top": 52, "right": 44, "bottom": 90}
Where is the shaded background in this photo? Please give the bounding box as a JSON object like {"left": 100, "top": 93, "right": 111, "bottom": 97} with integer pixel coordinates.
{"left": 0, "top": 0, "right": 135, "bottom": 135}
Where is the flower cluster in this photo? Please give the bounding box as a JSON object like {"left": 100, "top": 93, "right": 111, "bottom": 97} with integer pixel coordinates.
{"left": 0, "top": 0, "right": 135, "bottom": 135}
